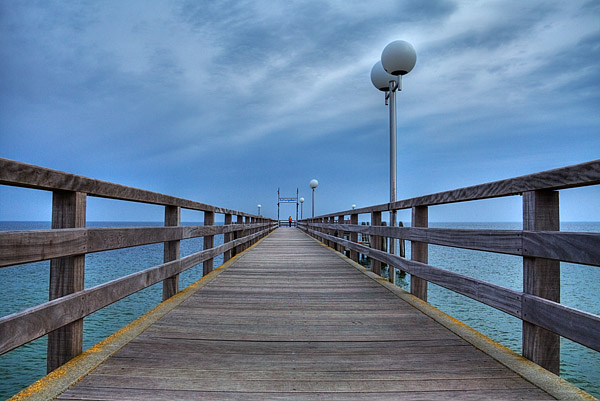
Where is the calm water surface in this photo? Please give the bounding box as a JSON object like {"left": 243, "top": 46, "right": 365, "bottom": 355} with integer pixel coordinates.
{"left": 0, "top": 222, "right": 598, "bottom": 399}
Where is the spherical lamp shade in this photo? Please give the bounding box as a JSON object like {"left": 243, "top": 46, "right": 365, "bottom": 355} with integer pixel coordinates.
{"left": 370, "top": 61, "right": 396, "bottom": 91}
{"left": 257, "top": 204, "right": 261, "bottom": 208}
{"left": 381, "top": 40, "right": 416, "bottom": 76}
{"left": 309, "top": 179, "right": 319, "bottom": 189}
{"left": 299, "top": 197, "right": 304, "bottom": 203}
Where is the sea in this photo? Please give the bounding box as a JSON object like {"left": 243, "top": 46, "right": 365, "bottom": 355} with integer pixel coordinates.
{"left": 0, "top": 221, "right": 598, "bottom": 399}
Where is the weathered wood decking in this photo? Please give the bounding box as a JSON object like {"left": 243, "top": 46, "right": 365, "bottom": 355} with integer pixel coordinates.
{"left": 56, "top": 228, "right": 558, "bottom": 400}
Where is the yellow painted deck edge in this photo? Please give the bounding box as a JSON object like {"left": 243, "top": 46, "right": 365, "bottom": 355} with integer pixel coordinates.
{"left": 308, "top": 232, "right": 596, "bottom": 401}
{"left": 8, "top": 232, "right": 272, "bottom": 401}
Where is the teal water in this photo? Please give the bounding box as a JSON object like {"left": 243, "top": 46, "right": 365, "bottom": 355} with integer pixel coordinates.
{"left": 1, "top": 222, "right": 599, "bottom": 399}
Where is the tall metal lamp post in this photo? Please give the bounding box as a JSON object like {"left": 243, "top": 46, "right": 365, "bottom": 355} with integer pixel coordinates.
{"left": 299, "top": 197, "right": 305, "bottom": 219}
{"left": 371, "top": 40, "right": 416, "bottom": 281}
{"left": 257, "top": 204, "right": 261, "bottom": 216}
{"left": 309, "top": 179, "right": 318, "bottom": 218}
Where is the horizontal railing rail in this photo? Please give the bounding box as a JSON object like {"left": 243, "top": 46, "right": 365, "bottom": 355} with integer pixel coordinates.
{"left": 299, "top": 159, "right": 600, "bottom": 375}
{"left": 0, "top": 157, "right": 277, "bottom": 373}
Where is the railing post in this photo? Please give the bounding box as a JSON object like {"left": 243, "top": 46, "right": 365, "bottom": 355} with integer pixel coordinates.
{"left": 234, "top": 215, "right": 243, "bottom": 256}
{"left": 162, "top": 205, "right": 181, "bottom": 301}
{"left": 223, "top": 213, "right": 233, "bottom": 263}
{"left": 337, "top": 214, "right": 345, "bottom": 254}
{"left": 411, "top": 206, "right": 428, "bottom": 301}
{"left": 203, "top": 211, "right": 215, "bottom": 276}
{"left": 522, "top": 190, "right": 560, "bottom": 375}
{"left": 47, "top": 191, "right": 86, "bottom": 373}
{"left": 370, "top": 211, "right": 382, "bottom": 275}
{"left": 350, "top": 213, "right": 359, "bottom": 262}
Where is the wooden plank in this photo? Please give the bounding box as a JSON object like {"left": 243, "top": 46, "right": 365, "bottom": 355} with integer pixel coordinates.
{"left": 0, "top": 223, "right": 273, "bottom": 268}
{"left": 522, "top": 190, "right": 560, "bottom": 375}
{"left": 522, "top": 294, "right": 600, "bottom": 352}
{"left": 0, "top": 228, "right": 270, "bottom": 356}
{"left": 0, "top": 158, "right": 264, "bottom": 217}
{"left": 223, "top": 214, "right": 233, "bottom": 263}
{"left": 307, "top": 223, "right": 600, "bottom": 267}
{"left": 51, "top": 228, "right": 555, "bottom": 401}
{"left": 162, "top": 205, "right": 180, "bottom": 301}
{"left": 203, "top": 211, "right": 215, "bottom": 276}
{"left": 370, "top": 211, "right": 382, "bottom": 275}
{"left": 308, "top": 229, "right": 523, "bottom": 318}
{"left": 47, "top": 190, "right": 86, "bottom": 373}
{"left": 411, "top": 206, "right": 428, "bottom": 301}
{"left": 313, "top": 159, "right": 600, "bottom": 217}
{"left": 522, "top": 231, "right": 600, "bottom": 267}
{"left": 350, "top": 213, "right": 359, "bottom": 262}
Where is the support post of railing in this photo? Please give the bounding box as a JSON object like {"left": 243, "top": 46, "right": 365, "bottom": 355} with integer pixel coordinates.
{"left": 370, "top": 211, "right": 382, "bottom": 275}
{"left": 203, "top": 211, "right": 215, "bottom": 276}
{"left": 337, "top": 214, "right": 345, "bottom": 254}
{"left": 350, "top": 213, "right": 359, "bottom": 262}
{"left": 234, "top": 215, "right": 243, "bottom": 256}
{"left": 411, "top": 206, "right": 428, "bottom": 301}
{"left": 223, "top": 213, "right": 233, "bottom": 263}
{"left": 47, "top": 191, "right": 86, "bottom": 373}
{"left": 162, "top": 205, "right": 181, "bottom": 301}
{"left": 522, "top": 190, "right": 560, "bottom": 375}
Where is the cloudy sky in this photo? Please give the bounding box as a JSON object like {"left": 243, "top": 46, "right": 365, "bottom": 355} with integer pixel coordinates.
{"left": 1, "top": 0, "right": 598, "bottom": 222}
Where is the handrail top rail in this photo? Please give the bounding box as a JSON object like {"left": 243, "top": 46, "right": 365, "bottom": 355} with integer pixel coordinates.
{"left": 0, "top": 158, "right": 270, "bottom": 219}
{"left": 306, "top": 159, "right": 600, "bottom": 219}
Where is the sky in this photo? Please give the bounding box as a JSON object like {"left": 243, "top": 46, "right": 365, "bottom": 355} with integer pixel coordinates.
{"left": 1, "top": 0, "right": 598, "bottom": 222}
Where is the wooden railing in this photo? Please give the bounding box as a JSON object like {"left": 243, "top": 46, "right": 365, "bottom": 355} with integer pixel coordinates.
{"left": 299, "top": 160, "right": 600, "bottom": 375}
{"left": 0, "top": 158, "right": 277, "bottom": 372}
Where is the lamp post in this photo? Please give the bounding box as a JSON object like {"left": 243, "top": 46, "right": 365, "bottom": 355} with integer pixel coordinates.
{"left": 352, "top": 204, "right": 356, "bottom": 210}
{"left": 371, "top": 40, "right": 416, "bottom": 281}
{"left": 309, "top": 179, "right": 318, "bottom": 218}
{"left": 257, "top": 204, "right": 261, "bottom": 216}
{"left": 299, "top": 197, "right": 305, "bottom": 219}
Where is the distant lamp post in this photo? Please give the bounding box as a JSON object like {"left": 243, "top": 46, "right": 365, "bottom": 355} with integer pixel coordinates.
{"left": 299, "top": 197, "right": 305, "bottom": 219}
{"left": 352, "top": 204, "right": 356, "bottom": 210}
{"left": 371, "top": 40, "right": 416, "bottom": 278}
{"left": 309, "top": 179, "right": 318, "bottom": 217}
{"left": 257, "top": 204, "right": 262, "bottom": 215}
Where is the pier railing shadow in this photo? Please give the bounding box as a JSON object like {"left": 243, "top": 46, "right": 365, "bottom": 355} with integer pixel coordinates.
{"left": 0, "top": 158, "right": 277, "bottom": 373}
{"left": 299, "top": 160, "right": 600, "bottom": 375}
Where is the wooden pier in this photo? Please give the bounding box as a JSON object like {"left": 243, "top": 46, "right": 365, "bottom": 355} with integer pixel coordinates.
{"left": 17, "top": 228, "right": 581, "bottom": 400}
{"left": 1, "top": 158, "right": 599, "bottom": 400}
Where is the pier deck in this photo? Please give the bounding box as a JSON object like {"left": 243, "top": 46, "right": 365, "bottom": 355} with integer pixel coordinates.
{"left": 52, "top": 228, "right": 558, "bottom": 400}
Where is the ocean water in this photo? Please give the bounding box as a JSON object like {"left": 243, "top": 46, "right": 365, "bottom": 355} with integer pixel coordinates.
{"left": 0, "top": 222, "right": 599, "bottom": 399}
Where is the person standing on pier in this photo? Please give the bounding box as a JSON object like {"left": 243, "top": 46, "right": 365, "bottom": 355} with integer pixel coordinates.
{"left": 288, "top": 216, "right": 292, "bottom": 227}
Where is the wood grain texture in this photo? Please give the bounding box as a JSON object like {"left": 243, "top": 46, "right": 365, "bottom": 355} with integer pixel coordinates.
{"left": 0, "top": 223, "right": 273, "bottom": 268}
{"left": 370, "top": 211, "right": 382, "bottom": 275}
{"left": 162, "top": 205, "right": 180, "bottom": 301}
{"left": 47, "top": 190, "right": 86, "bottom": 373}
{"left": 53, "top": 228, "right": 554, "bottom": 401}
{"left": 306, "top": 227, "right": 599, "bottom": 355}
{"left": 0, "top": 158, "right": 268, "bottom": 217}
{"left": 522, "top": 190, "right": 560, "bottom": 375}
{"left": 312, "top": 159, "right": 600, "bottom": 218}
{"left": 0, "top": 228, "right": 271, "bottom": 356}
{"left": 305, "top": 223, "right": 599, "bottom": 267}
{"left": 411, "top": 206, "right": 428, "bottom": 301}
{"left": 223, "top": 214, "right": 233, "bottom": 263}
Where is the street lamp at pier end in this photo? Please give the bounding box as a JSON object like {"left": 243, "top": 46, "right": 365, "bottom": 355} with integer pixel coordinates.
{"left": 309, "top": 179, "right": 318, "bottom": 218}
{"left": 371, "top": 40, "right": 416, "bottom": 281}
{"left": 299, "top": 197, "right": 305, "bottom": 219}
{"left": 257, "top": 204, "right": 261, "bottom": 215}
